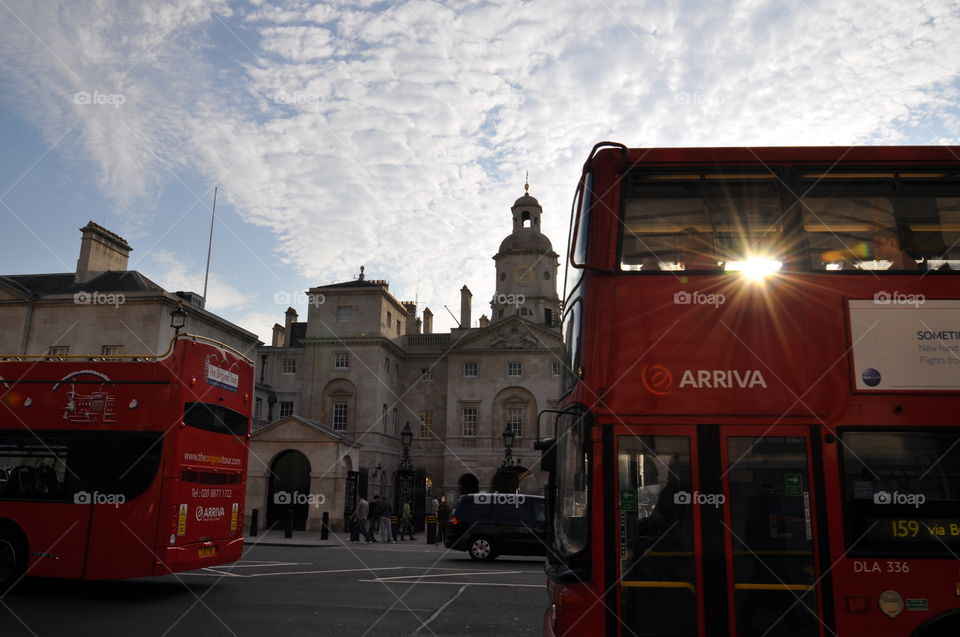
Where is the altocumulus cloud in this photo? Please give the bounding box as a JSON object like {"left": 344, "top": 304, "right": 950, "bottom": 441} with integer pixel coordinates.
{"left": 1, "top": 0, "right": 959, "bottom": 335}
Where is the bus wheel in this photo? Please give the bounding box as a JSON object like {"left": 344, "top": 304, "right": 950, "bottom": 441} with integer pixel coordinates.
{"left": 468, "top": 536, "right": 496, "bottom": 561}
{"left": 0, "top": 528, "right": 27, "bottom": 591}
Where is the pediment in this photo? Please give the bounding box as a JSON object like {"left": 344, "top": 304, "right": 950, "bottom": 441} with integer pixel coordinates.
{"left": 456, "top": 316, "right": 562, "bottom": 351}
{"left": 252, "top": 415, "right": 357, "bottom": 445}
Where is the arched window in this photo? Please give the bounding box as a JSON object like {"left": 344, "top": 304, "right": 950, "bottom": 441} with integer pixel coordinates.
{"left": 500, "top": 272, "right": 506, "bottom": 281}
{"left": 544, "top": 271, "right": 550, "bottom": 280}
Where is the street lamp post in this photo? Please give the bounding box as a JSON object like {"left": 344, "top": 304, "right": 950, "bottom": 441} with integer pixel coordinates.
{"left": 501, "top": 423, "right": 515, "bottom": 468}
{"left": 396, "top": 421, "right": 415, "bottom": 528}
{"left": 170, "top": 303, "right": 187, "bottom": 337}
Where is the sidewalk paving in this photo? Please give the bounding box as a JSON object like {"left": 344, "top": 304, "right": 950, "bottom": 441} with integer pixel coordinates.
{"left": 244, "top": 529, "right": 441, "bottom": 549}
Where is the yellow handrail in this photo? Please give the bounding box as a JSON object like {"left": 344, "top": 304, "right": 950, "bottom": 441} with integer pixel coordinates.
{"left": 0, "top": 333, "right": 253, "bottom": 365}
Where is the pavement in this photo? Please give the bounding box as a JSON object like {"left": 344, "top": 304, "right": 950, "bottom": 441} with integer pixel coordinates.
{"left": 245, "top": 529, "right": 440, "bottom": 548}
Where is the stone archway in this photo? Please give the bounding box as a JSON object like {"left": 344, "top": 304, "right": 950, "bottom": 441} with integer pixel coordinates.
{"left": 458, "top": 473, "right": 480, "bottom": 496}
{"left": 491, "top": 465, "right": 527, "bottom": 493}
{"left": 267, "top": 449, "right": 311, "bottom": 531}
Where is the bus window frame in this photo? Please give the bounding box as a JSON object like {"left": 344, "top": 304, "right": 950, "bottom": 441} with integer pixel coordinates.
{"left": 837, "top": 426, "right": 960, "bottom": 558}
{"left": 612, "top": 164, "right": 960, "bottom": 274}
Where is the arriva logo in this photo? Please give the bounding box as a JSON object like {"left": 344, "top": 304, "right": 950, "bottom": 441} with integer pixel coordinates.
{"left": 641, "top": 364, "right": 768, "bottom": 394}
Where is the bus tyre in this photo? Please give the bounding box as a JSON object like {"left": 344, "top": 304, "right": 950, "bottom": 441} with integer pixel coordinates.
{"left": 0, "top": 529, "right": 27, "bottom": 592}
{"left": 468, "top": 536, "right": 497, "bottom": 561}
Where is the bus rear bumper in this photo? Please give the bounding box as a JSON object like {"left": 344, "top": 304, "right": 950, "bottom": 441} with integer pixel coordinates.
{"left": 153, "top": 537, "right": 244, "bottom": 575}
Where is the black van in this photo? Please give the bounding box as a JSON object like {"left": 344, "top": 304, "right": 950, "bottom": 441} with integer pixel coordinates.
{"left": 444, "top": 493, "right": 546, "bottom": 561}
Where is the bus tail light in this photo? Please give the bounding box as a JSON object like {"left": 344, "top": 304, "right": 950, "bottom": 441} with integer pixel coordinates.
{"left": 449, "top": 516, "right": 458, "bottom": 525}
{"left": 955, "top": 582, "right": 960, "bottom": 597}
{"left": 846, "top": 595, "right": 868, "bottom": 613}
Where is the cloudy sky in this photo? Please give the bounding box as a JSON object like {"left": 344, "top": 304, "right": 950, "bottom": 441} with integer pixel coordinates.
{"left": 1, "top": 0, "right": 958, "bottom": 340}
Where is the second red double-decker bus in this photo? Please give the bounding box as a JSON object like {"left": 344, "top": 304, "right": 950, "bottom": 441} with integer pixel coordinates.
{"left": 0, "top": 334, "right": 252, "bottom": 588}
{"left": 540, "top": 144, "right": 960, "bottom": 636}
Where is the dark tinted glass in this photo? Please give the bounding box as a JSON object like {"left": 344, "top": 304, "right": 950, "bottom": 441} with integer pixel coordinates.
{"left": 184, "top": 402, "right": 249, "bottom": 436}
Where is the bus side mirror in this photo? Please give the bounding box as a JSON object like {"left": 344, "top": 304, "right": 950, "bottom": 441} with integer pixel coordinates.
{"left": 534, "top": 437, "right": 557, "bottom": 474}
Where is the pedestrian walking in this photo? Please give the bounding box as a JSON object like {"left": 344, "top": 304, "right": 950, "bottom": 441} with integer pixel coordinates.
{"left": 378, "top": 498, "right": 396, "bottom": 543}
{"left": 352, "top": 494, "right": 373, "bottom": 542}
{"left": 400, "top": 498, "right": 415, "bottom": 540}
{"left": 436, "top": 494, "right": 451, "bottom": 545}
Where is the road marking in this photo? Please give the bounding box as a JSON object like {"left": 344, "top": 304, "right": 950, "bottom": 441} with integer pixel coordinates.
{"left": 414, "top": 584, "right": 467, "bottom": 635}
{"left": 361, "top": 579, "right": 543, "bottom": 588}
{"left": 372, "top": 570, "right": 525, "bottom": 580}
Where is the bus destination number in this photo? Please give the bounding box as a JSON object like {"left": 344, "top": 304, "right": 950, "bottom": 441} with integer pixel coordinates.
{"left": 191, "top": 488, "right": 233, "bottom": 498}
{"left": 853, "top": 560, "right": 909, "bottom": 574}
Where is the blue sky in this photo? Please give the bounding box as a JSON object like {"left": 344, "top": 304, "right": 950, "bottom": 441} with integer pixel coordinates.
{"left": 1, "top": 0, "right": 958, "bottom": 341}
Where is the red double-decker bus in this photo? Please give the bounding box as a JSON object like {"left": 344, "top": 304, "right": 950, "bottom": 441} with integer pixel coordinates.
{"left": 0, "top": 334, "right": 252, "bottom": 588}
{"left": 540, "top": 144, "right": 960, "bottom": 636}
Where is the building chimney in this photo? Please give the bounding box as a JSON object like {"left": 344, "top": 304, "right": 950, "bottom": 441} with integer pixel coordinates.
{"left": 422, "top": 307, "right": 433, "bottom": 334}
{"left": 75, "top": 221, "right": 133, "bottom": 283}
{"left": 415, "top": 317, "right": 422, "bottom": 334}
{"left": 272, "top": 323, "right": 285, "bottom": 347}
{"left": 284, "top": 307, "right": 298, "bottom": 335}
{"left": 460, "top": 285, "right": 472, "bottom": 328}
{"left": 478, "top": 314, "right": 490, "bottom": 328}
{"left": 402, "top": 301, "right": 417, "bottom": 335}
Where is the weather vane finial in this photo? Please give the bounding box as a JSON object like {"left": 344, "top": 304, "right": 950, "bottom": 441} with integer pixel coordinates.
{"left": 524, "top": 170, "right": 529, "bottom": 194}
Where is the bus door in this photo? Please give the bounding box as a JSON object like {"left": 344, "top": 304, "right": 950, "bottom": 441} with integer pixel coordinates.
{"left": 716, "top": 426, "right": 824, "bottom": 637}
{"left": 615, "top": 426, "right": 701, "bottom": 637}
{"left": 614, "top": 425, "right": 826, "bottom": 637}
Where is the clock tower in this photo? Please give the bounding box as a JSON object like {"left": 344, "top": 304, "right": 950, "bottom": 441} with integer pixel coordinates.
{"left": 491, "top": 182, "right": 560, "bottom": 329}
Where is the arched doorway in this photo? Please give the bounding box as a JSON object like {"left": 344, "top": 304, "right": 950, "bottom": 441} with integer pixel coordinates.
{"left": 458, "top": 473, "right": 480, "bottom": 496}
{"left": 267, "top": 450, "right": 311, "bottom": 531}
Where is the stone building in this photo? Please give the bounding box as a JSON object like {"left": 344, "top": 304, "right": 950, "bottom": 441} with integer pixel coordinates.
{"left": 249, "top": 188, "right": 563, "bottom": 532}
{"left": 0, "top": 221, "right": 257, "bottom": 357}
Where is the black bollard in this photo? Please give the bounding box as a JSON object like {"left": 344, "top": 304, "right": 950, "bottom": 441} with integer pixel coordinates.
{"left": 321, "top": 511, "right": 329, "bottom": 540}
{"left": 426, "top": 515, "right": 437, "bottom": 544}
{"left": 284, "top": 508, "right": 294, "bottom": 539}
{"left": 250, "top": 508, "right": 259, "bottom": 537}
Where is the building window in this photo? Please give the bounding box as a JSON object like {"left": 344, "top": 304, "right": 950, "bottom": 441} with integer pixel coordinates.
{"left": 387, "top": 311, "right": 392, "bottom": 326}
{"left": 392, "top": 407, "right": 398, "bottom": 436}
{"left": 544, "top": 271, "right": 550, "bottom": 280}
{"left": 500, "top": 272, "right": 505, "bottom": 281}
{"left": 279, "top": 401, "right": 294, "bottom": 418}
{"left": 507, "top": 361, "right": 522, "bottom": 377}
{"left": 333, "top": 401, "right": 348, "bottom": 430}
{"left": 384, "top": 357, "right": 390, "bottom": 373}
{"left": 506, "top": 406, "right": 523, "bottom": 440}
{"left": 47, "top": 345, "right": 70, "bottom": 357}
{"left": 336, "top": 306, "right": 352, "bottom": 322}
{"left": 254, "top": 397, "right": 262, "bottom": 420}
{"left": 101, "top": 345, "right": 122, "bottom": 359}
{"left": 545, "top": 308, "right": 553, "bottom": 326}
{"left": 463, "top": 361, "right": 478, "bottom": 377}
{"left": 396, "top": 322, "right": 401, "bottom": 336}
{"left": 420, "top": 367, "right": 433, "bottom": 381}
{"left": 552, "top": 361, "right": 562, "bottom": 376}
{"left": 334, "top": 352, "right": 349, "bottom": 370}
{"left": 461, "top": 407, "right": 477, "bottom": 443}
{"left": 382, "top": 404, "right": 388, "bottom": 429}
{"left": 419, "top": 411, "right": 433, "bottom": 438}
{"left": 282, "top": 358, "right": 296, "bottom": 375}
{"left": 519, "top": 307, "right": 532, "bottom": 317}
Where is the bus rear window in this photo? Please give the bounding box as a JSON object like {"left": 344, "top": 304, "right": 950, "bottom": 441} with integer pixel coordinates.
{"left": 841, "top": 429, "right": 960, "bottom": 555}
{"left": 184, "top": 403, "right": 248, "bottom": 436}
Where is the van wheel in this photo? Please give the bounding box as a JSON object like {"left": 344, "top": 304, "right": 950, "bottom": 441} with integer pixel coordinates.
{"left": 0, "top": 528, "right": 27, "bottom": 592}
{"left": 468, "top": 536, "right": 496, "bottom": 561}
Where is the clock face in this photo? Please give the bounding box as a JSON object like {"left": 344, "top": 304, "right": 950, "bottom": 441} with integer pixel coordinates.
{"left": 512, "top": 264, "right": 535, "bottom": 285}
